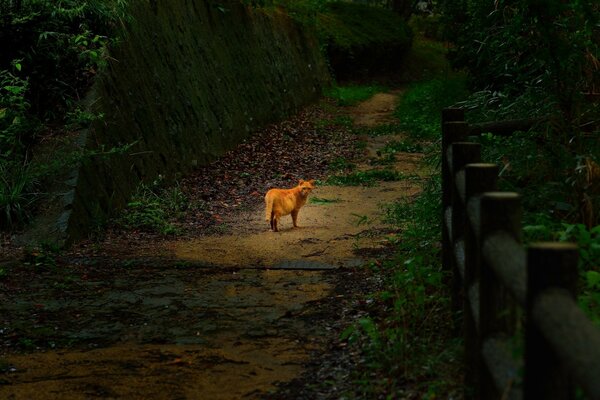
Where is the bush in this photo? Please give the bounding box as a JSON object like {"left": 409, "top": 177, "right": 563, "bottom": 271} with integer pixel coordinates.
{"left": 0, "top": 0, "right": 128, "bottom": 230}
{"left": 395, "top": 75, "right": 468, "bottom": 139}
{"left": 118, "top": 179, "right": 188, "bottom": 235}
{"left": 316, "top": 2, "right": 413, "bottom": 79}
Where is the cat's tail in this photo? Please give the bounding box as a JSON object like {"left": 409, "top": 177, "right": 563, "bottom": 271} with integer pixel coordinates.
{"left": 265, "top": 192, "right": 273, "bottom": 222}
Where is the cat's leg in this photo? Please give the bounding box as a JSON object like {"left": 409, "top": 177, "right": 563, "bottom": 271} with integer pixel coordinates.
{"left": 270, "top": 211, "right": 275, "bottom": 231}
{"left": 291, "top": 210, "right": 299, "bottom": 228}
{"left": 273, "top": 214, "right": 279, "bottom": 232}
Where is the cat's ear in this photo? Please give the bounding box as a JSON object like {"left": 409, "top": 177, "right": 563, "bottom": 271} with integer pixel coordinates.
{"left": 308, "top": 179, "right": 315, "bottom": 185}
{"left": 299, "top": 179, "right": 305, "bottom": 184}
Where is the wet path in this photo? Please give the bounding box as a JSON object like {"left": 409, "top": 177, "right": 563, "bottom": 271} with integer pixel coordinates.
{"left": 2, "top": 267, "right": 332, "bottom": 399}
{"left": 1, "top": 91, "right": 421, "bottom": 399}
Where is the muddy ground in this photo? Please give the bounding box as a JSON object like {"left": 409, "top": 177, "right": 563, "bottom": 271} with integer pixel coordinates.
{"left": 0, "top": 91, "right": 425, "bottom": 399}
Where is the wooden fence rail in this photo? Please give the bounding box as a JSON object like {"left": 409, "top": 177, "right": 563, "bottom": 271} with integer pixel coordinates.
{"left": 441, "top": 108, "right": 600, "bottom": 400}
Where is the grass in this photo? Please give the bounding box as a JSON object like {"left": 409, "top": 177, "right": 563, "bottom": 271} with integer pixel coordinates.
{"left": 395, "top": 74, "right": 469, "bottom": 140}
{"left": 328, "top": 157, "right": 356, "bottom": 172}
{"left": 355, "top": 123, "right": 403, "bottom": 137}
{"left": 310, "top": 197, "right": 341, "bottom": 205}
{"left": 343, "top": 176, "right": 462, "bottom": 397}
{"left": 323, "top": 84, "right": 387, "bottom": 106}
{"left": 118, "top": 180, "right": 188, "bottom": 235}
{"left": 325, "top": 169, "right": 405, "bottom": 186}
{"left": 382, "top": 139, "right": 424, "bottom": 154}
{"left": 336, "top": 43, "right": 469, "bottom": 396}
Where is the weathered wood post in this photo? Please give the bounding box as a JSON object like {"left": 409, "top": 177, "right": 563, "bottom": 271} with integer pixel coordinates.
{"left": 479, "top": 192, "right": 522, "bottom": 398}
{"left": 463, "top": 163, "right": 499, "bottom": 399}
{"left": 441, "top": 109, "right": 468, "bottom": 332}
{"left": 524, "top": 243, "right": 578, "bottom": 399}
{"left": 449, "top": 142, "right": 481, "bottom": 331}
{"left": 441, "top": 109, "right": 466, "bottom": 272}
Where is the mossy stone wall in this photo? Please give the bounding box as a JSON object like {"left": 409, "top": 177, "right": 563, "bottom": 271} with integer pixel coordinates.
{"left": 62, "top": 0, "right": 329, "bottom": 242}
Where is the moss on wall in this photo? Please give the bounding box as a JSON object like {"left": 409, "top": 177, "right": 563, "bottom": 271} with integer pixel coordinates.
{"left": 61, "top": 0, "right": 329, "bottom": 242}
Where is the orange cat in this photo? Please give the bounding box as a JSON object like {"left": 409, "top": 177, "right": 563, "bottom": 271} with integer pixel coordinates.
{"left": 265, "top": 179, "right": 315, "bottom": 232}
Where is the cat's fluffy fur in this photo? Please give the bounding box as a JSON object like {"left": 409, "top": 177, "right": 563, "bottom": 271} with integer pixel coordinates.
{"left": 264, "top": 179, "right": 315, "bottom": 232}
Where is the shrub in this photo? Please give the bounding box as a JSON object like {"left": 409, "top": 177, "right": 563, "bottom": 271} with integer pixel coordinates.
{"left": 316, "top": 2, "right": 413, "bottom": 79}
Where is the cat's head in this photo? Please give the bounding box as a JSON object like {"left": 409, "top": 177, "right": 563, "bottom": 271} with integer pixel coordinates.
{"left": 298, "top": 179, "right": 315, "bottom": 197}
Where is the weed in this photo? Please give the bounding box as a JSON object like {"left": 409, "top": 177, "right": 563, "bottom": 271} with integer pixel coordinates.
{"left": 369, "top": 152, "right": 396, "bottom": 166}
{"left": 118, "top": 180, "right": 188, "bottom": 235}
{"left": 395, "top": 75, "right": 468, "bottom": 140}
{"left": 0, "top": 161, "right": 38, "bottom": 229}
{"left": 354, "top": 140, "right": 368, "bottom": 151}
{"left": 310, "top": 197, "right": 341, "bottom": 205}
{"left": 323, "top": 84, "right": 387, "bottom": 106}
{"left": 23, "top": 242, "right": 61, "bottom": 271}
{"left": 328, "top": 157, "right": 356, "bottom": 172}
{"left": 351, "top": 213, "right": 371, "bottom": 226}
{"left": 326, "top": 169, "right": 405, "bottom": 186}
{"left": 382, "top": 139, "right": 424, "bottom": 154}
{"left": 355, "top": 123, "right": 403, "bottom": 137}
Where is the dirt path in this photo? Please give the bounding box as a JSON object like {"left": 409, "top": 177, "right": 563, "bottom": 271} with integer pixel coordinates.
{"left": 0, "top": 91, "right": 422, "bottom": 399}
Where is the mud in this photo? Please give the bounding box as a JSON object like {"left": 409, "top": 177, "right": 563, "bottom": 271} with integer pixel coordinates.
{"left": 0, "top": 90, "right": 421, "bottom": 399}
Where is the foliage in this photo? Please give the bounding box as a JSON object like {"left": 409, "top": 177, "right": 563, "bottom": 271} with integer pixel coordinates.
{"left": 345, "top": 175, "right": 462, "bottom": 396}
{"left": 0, "top": 0, "right": 128, "bottom": 121}
{"left": 440, "top": 0, "right": 600, "bottom": 140}
{"left": 395, "top": 75, "right": 469, "bottom": 139}
{"left": 309, "top": 196, "right": 340, "bottom": 204}
{"left": 22, "top": 241, "right": 61, "bottom": 270}
{"left": 0, "top": 0, "right": 129, "bottom": 230}
{"left": 0, "top": 161, "right": 38, "bottom": 230}
{"left": 312, "top": 2, "right": 413, "bottom": 79}
{"left": 0, "top": 68, "right": 37, "bottom": 161}
{"left": 408, "top": 13, "right": 444, "bottom": 41}
{"left": 382, "top": 138, "right": 423, "bottom": 154}
{"left": 323, "top": 84, "right": 387, "bottom": 106}
{"left": 118, "top": 178, "right": 188, "bottom": 235}
{"left": 339, "top": 72, "right": 465, "bottom": 395}
{"left": 325, "top": 169, "right": 407, "bottom": 186}
{"left": 328, "top": 156, "right": 356, "bottom": 172}
{"left": 250, "top": 0, "right": 413, "bottom": 80}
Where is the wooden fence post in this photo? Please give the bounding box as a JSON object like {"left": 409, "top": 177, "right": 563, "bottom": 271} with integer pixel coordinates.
{"left": 441, "top": 108, "right": 466, "bottom": 279}
{"left": 463, "top": 163, "right": 499, "bottom": 399}
{"left": 449, "top": 142, "right": 481, "bottom": 331}
{"left": 479, "top": 192, "right": 522, "bottom": 398}
{"left": 441, "top": 117, "right": 469, "bottom": 335}
{"left": 524, "top": 243, "right": 578, "bottom": 400}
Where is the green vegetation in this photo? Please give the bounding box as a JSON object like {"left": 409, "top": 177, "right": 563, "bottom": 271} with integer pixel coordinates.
{"left": 341, "top": 5, "right": 599, "bottom": 396}
{"left": 265, "top": 0, "right": 412, "bottom": 79}
{"left": 316, "top": 2, "right": 412, "bottom": 78}
{"left": 328, "top": 156, "right": 356, "bottom": 172}
{"left": 323, "top": 84, "right": 387, "bottom": 106}
{"left": 326, "top": 169, "right": 406, "bottom": 186}
{"left": 118, "top": 179, "right": 188, "bottom": 235}
{"left": 381, "top": 139, "right": 423, "bottom": 154}
{"left": 0, "top": 0, "right": 129, "bottom": 230}
{"left": 440, "top": 0, "right": 600, "bottom": 323}
{"left": 395, "top": 75, "right": 469, "bottom": 139}
{"left": 22, "top": 242, "right": 61, "bottom": 271}
{"left": 309, "top": 197, "right": 341, "bottom": 205}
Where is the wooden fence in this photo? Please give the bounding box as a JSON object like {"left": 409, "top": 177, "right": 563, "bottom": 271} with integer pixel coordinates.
{"left": 441, "top": 108, "right": 600, "bottom": 400}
